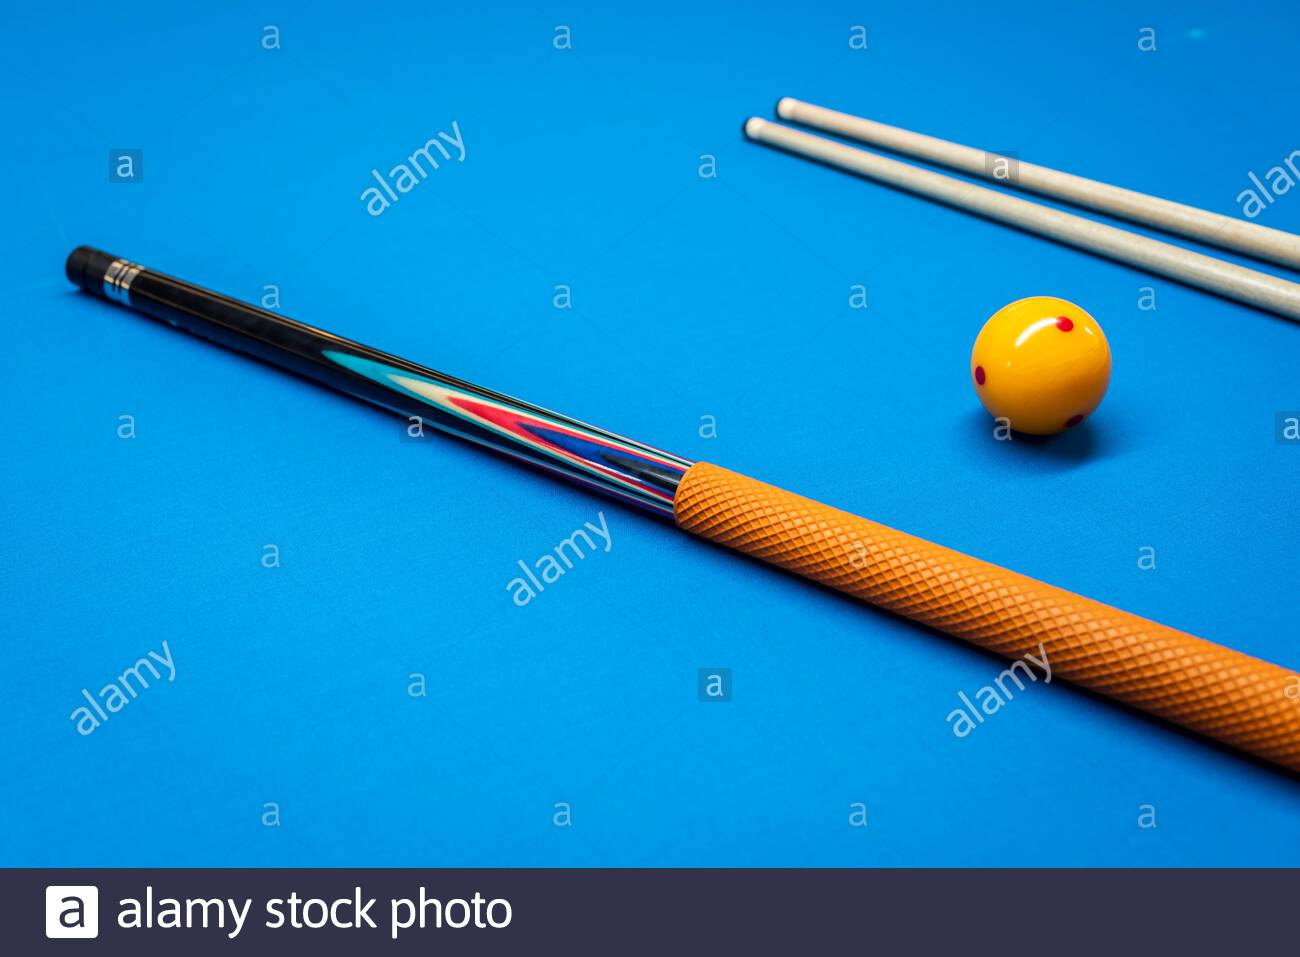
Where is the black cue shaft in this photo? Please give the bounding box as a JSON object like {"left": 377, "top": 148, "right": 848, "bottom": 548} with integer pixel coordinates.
{"left": 65, "top": 247, "right": 691, "bottom": 514}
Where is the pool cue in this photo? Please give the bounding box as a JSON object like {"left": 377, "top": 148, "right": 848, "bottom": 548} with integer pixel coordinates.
{"left": 66, "top": 246, "right": 1300, "bottom": 773}
{"left": 776, "top": 97, "right": 1300, "bottom": 272}
{"left": 744, "top": 117, "right": 1300, "bottom": 324}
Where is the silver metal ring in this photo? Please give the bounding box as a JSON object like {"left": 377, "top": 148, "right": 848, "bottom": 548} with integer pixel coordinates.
{"left": 103, "top": 258, "right": 142, "bottom": 305}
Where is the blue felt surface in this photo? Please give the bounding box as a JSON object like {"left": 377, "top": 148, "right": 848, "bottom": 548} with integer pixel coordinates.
{"left": 2, "top": 0, "right": 1299, "bottom": 867}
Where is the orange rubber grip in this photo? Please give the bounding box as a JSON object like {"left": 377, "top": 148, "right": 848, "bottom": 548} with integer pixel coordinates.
{"left": 674, "top": 462, "right": 1300, "bottom": 772}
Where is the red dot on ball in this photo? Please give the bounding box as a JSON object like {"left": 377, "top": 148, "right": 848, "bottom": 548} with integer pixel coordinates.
{"left": 1065, "top": 414, "right": 1084, "bottom": 428}
{"left": 1056, "top": 316, "right": 1074, "bottom": 331}
{"left": 974, "top": 366, "right": 986, "bottom": 385}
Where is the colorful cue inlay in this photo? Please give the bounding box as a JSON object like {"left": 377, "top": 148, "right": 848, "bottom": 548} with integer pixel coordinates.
{"left": 322, "top": 350, "right": 691, "bottom": 513}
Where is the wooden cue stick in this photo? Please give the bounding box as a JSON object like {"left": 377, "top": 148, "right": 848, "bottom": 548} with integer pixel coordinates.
{"left": 776, "top": 97, "right": 1300, "bottom": 273}
{"left": 744, "top": 118, "right": 1300, "bottom": 323}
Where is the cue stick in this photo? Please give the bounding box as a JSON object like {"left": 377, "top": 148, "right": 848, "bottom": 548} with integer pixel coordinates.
{"left": 744, "top": 117, "right": 1300, "bottom": 323}
{"left": 65, "top": 246, "right": 1300, "bottom": 773}
{"left": 776, "top": 97, "right": 1300, "bottom": 272}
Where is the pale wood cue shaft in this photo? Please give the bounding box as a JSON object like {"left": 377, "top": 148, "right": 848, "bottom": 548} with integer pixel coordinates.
{"left": 776, "top": 97, "right": 1300, "bottom": 273}
{"left": 744, "top": 118, "right": 1300, "bottom": 323}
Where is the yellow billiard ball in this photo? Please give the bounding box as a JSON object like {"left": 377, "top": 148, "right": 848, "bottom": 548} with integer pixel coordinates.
{"left": 971, "top": 296, "right": 1111, "bottom": 436}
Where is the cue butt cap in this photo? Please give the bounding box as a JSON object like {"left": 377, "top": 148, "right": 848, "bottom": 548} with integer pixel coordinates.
{"left": 65, "top": 245, "right": 117, "bottom": 295}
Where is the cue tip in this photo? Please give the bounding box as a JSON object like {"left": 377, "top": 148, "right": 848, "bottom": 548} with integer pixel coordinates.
{"left": 65, "top": 245, "right": 112, "bottom": 293}
{"left": 775, "top": 97, "right": 798, "bottom": 120}
{"left": 743, "top": 117, "right": 767, "bottom": 140}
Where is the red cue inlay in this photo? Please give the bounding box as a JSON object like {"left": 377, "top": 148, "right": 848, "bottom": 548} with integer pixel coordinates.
{"left": 445, "top": 393, "right": 677, "bottom": 501}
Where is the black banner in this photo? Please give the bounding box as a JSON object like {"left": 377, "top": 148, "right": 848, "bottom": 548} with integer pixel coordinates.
{"left": 15, "top": 868, "right": 1298, "bottom": 953}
